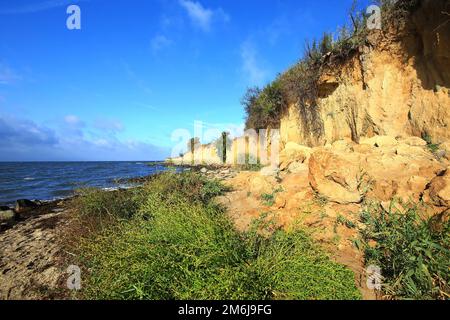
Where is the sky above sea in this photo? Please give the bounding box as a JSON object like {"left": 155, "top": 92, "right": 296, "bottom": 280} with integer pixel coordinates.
{"left": 0, "top": 0, "right": 368, "bottom": 161}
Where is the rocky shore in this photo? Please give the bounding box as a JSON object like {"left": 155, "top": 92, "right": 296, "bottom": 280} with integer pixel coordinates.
{"left": 0, "top": 198, "right": 72, "bottom": 299}
{"left": 0, "top": 199, "right": 71, "bottom": 232}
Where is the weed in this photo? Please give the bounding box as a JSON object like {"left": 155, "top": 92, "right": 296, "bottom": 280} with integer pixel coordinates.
{"left": 261, "top": 193, "right": 276, "bottom": 207}
{"left": 423, "top": 134, "right": 441, "bottom": 154}
{"left": 336, "top": 214, "right": 357, "bottom": 229}
{"left": 261, "top": 187, "right": 284, "bottom": 207}
{"left": 359, "top": 201, "right": 450, "bottom": 300}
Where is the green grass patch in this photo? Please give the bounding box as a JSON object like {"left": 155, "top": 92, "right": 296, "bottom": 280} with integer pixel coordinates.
{"left": 261, "top": 187, "right": 284, "bottom": 207}
{"left": 70, "top": 172, "right": 361, "bottom": 300}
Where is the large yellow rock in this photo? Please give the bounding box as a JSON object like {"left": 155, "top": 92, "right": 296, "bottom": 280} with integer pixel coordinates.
{"left": 249, "top": 175, "right": 274, "bottom": 196}
{"left": 425, "top": 168, "right": 450, "bottom": 208}
{"left": 399, "top": 136, "right": 428, "bottom": 147}
{"left": 309, "top": 149, "right": 362, "bottom": 204}
{"left": 360, "top": 136, "right": 399, "bottom": 148}
{"left": 395, "top": 144, "right": 431, "bottom": 159}
{"left": 279, "top": 142, "right": 311, "bottom": 171}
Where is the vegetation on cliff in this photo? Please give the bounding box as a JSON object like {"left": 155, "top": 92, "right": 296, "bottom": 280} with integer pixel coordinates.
{"left": 243, "top": 0, "right": 421, "bottom": 138}
{"left": 68, "top": 172, "right": 361, "bottom": 300}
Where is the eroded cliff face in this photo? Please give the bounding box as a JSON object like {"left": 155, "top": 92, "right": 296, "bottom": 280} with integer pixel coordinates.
{"left": 280, "top": 0, "right": 450, "bottom": 148}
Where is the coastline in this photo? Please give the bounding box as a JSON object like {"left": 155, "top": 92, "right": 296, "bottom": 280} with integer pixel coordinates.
{"left": 0, "top": 164, "right": 229, "bottom": 233}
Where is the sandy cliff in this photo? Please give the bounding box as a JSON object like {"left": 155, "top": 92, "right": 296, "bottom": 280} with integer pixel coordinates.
{"left": 281, "top": 0, "right": 450, "bottom": 148}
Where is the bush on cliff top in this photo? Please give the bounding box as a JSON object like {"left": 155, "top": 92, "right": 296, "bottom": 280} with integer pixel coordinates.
{"left": 71, "top": 172, "right": 361, "bottom": 300}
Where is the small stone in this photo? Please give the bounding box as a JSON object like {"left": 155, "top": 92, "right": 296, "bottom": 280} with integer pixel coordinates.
{"left": 200, "top": 168, "right": 207, "bottom": 173}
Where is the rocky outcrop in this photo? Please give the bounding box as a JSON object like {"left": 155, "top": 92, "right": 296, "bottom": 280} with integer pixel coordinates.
{"left": 306, "top": 137, "right": 446, "bottom": 205}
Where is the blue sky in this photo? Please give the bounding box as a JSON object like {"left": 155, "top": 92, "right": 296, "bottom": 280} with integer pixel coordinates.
{"left": 0, "top": 0, "right": 360, "bottom": 161}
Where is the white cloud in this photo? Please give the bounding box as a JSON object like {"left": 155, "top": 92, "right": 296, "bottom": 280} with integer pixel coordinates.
{"left": 0, "top": 113, "right": 169, "bottom": 161}
{"left": 0, "top": 115, "right": 58, "bottom": 147}
{"left": 94, "top": 118, "right": 124, "bottom": 134}
{"left": 0, "top": 63, "right": 21, "bottom": 85}
{"left": 0, "top": 0, "right": 87, "bottom": 15}
{"left": 151, "top": 35, "right": 173, "bottom": 53}
{"left": 178, "top": 0, "right": 229, "bottom": 32}
{"left": 240, "top": 41, "right": 268, "bottom": 87}
{"left": 64, "top": 115, "right": 83, "bottom": 126}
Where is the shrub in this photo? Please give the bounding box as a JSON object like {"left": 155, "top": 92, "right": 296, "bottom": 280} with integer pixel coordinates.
{"left": 243, "top": 80, "right": 286, "bottom": 130}
{"left": 359, "top": 201, "right": 450, "bottom": 300}
{"left": 142, "top": 171, "right": 230, "bottom": 204}
{"left": 73, "top": 188, "right": 141, "bottom": 220}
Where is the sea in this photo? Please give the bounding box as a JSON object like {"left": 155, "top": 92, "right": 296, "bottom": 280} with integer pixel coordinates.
{"left": 0, "top": 162, "right": 169, "bottom": 206}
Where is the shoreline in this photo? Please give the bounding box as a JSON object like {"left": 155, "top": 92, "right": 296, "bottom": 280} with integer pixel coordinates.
{"left": 0, "top": 161, "right": 172, "bottom": 208}
{"left": 0, "top": 165, "right": 230, "bottom": 233}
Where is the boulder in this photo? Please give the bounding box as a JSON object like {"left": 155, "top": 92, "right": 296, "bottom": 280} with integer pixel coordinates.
{"left": 399, "top": 136, "right": 428, "bottom": 147}
{"left": 396, "top": 144, "right": 431, "bottom": 158}
{"left": 0, "top": 209, "right": 15, "bottom": 225}
{"left": 279, "top": 143, "right": 311, "bottom": 171}
{"left": 287, "top": 162, "right": 308, "bottom": 174}
{"left": 425, "top": 169, "right": 450, "bottom": 207}
{"left": 308, "top": 149, "right": 362, "bottom": 204}
{"left": 360, "top": 135, "right": 398, "bottom": 148}
{"left": 440, "top": 142, "right": 450, "bottom": 161}
{"left": 15, "top": 199, "right": 38, "bottom": 213}
{"left": 332, "top": 139, "right": 354, "bottom": 152}
{"left": 249, "top": 176, "right": 274, "bottom": 196}
{"left": 260, "top": 166, "right": 279, "bottom": 177}
{"left": 352, "top": 143, "right": 375, "bottom": 154}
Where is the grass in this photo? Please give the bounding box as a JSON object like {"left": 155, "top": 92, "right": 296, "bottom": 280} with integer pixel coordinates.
{"left": 261, "top": 193, "right": 276, "bottom": 207}
{"left": 336, "top": 214, "right": 357, "bottom": 229}
{"left": 359, "top": 201, "right": 450, "bottom": 300}
{"left": 68, "top": 172, "right": 361, "bottom": 300}
{"left": 261, "top": 187, "right": 284, "bottom": 207}
{"left": 423, "top": 133, "right": 441, "bottom": 154}
{"left": 236, "top": 163, "right": 263, "bottom": 172}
